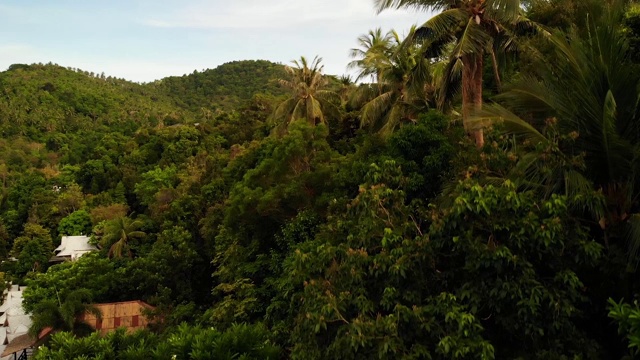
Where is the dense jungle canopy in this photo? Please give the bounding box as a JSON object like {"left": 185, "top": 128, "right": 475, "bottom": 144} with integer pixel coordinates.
{"left": 2, "top": 0, "right": 640, "bottom": 359}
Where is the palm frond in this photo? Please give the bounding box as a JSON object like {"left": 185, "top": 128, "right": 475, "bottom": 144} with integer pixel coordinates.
{"left": 272, "top": 98, "right": 297, "bottom": 120}
{"left": 494, "top": 75, "right": 573, "bottom": 118}
{"left": 484, "top": 0, "right": 524, "bottom": 24}
{"left": 361, "top": 91, "right": 395, "bottom": 128}
{"left": 419, "top": 8, "right": 468, "bottom": 41}
{"left": 436, "top": 56, "right": 462, "bottom": 110}
{"left": 291, "top": 99, "right": 305, "bottom": 123}
{"left": 471, "top": 103, "right": 546, "bottom": 144}
{"left": 450, "top": 18, "right": 493, "bottom": 59}
{"left": 564, "top": 169, "right": 605, "bottom": 220}
{"left": 374, "top": 0, "right": 450, "bottom": 13}
{"left": 350, "top": 84, "right": 384, "bottom": 109}
{"left": 29, "top": 300, "right": 65, "bottom": 337}
{"left": 108, "top": 238, "right": 129, "bottom": 258}
{"left": 379, "top": 102, "right": 407, "bottom": 135}
{"left": 626, "top": 214, "right": 640, "bottom": 265}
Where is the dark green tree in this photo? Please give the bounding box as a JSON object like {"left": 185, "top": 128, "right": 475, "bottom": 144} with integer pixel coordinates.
{"left": 57, "top": 209, "right": 92, "bottom": 236}
{"left": 29, "top": 288, "right": 102, "bottom": 337}
{"left": 11, "top": 223, "right": 53, "bottom": 276}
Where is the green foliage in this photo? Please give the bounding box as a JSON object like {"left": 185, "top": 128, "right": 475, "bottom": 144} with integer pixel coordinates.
{"left": 608, "top": 299, "right": 640, "bottom": 358}
{"left": 33, "top": 323, "right": 279, "bottom": 360}
{"left": 286, "top": 161, "right": 494, "bottom": 359}
{"left": 120, "top": 226, "right": 206, "bottom": 306}
{"left": 157, "top": 323, "right": 280, "bottom": 360}
{"left": 57, "top": 210, "right": 92, "bottom": 236}
{"left": 134, "top": 166, "right": 178, "bottom": 207}
{"left": 209, "top": 120, "right": 337, "bottom": 325}
{"left": 98, "top": 216, "right": 146, "bottom": 258}
{"left": 0, "top": 63, "right": 186, "bottom": 138}
{"left": 286, "top": 159, "right": 604, "bottom": 358}
{"left": 154, "top": 60, "right": 287, "bottom": 112}
{"left": 528, "top": 0, "right": 604, "bottom": 31}
{"left": 350, "top": 27, "right": 436, "bottom": 133}
{"left": 11, "top": 223, "right": 53, "bottom": 277}
{"left": 57, "top": 183, "right": 86, "bottom": 216}
{"left": 431, "top": 179, "right": 603, "bottom": 358}
{"left": 387, "top": 110, "right": 458, "bottom": 200}
{"left": 29, "top": 288, "right": 101, "bottom": 337}
{"left": 272, "top": 56, "right": 341, "bottom": 132}
{"left": 624, "top": 2, "right": 640, "bottom": 62}
{"left": 33, "top": 328, "right": 160, "bottom": 360}
{"left": 3, "top": 3, "right": 640, "bottom": 357}
{"left": 23, "top": 253, "right": 117, "bottom": 313}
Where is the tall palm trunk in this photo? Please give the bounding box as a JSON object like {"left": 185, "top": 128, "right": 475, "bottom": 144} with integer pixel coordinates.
{"left": 462, "top": 53, "right": 485, "bottom": 148}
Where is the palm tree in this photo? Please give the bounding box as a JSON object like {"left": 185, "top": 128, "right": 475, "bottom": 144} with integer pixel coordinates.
{"left": 347, "top": 28, "right": 395, "bottom": 84}
{"left": 272, "top": 56, "right": 340, "bottom": 134}
{"left": 337, "top": 75, "right": 357, "bottom": 105}
{"left": 99, "top": 216, "right": 146, "bottom": 258}
{"left": 476, "top": 0, "right": 640, "bottom": 259}
{"left": 29, "top": 289, "right": 102, "bottom": 337}
{"left": 375, "top": 0, "right": 535, "bottom": 147}
{"left": 351, "top": 27, "right": 436, "bottom": 134}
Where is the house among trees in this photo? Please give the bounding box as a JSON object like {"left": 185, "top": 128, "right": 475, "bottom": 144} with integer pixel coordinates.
{"left": 50, "top": 236, "right": 97, "bottom": 263}
{"left": 0, "top": 299, "right": 155, "bottom": 359}
{"left": 79, "top": 301, "right": 155, "bottom": 335}
{"left": 0, "top": 285, "right": 41, "bottom": 360}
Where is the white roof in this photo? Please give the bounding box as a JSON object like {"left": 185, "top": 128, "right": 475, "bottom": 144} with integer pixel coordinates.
{"left": 7, "top": 323, "right": 28, "bottom": 336}
{"left": 54, "top": 236, "right": 68, "bottom": 253}
{"left": 0, "top": 290, "right": 22, "bottom": 313}
{"left": 55, "top": 236, "right": 97, "bottom": 257}
{"left": 0, "top": 286, "right": 31, "bottom": 359}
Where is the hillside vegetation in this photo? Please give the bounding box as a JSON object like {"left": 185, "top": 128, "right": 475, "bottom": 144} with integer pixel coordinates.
{"left": 150, "top": 60, "right": 288, "bottom": 111}
{"left": 1, "top": 1, "right": 640, "bottom": 359}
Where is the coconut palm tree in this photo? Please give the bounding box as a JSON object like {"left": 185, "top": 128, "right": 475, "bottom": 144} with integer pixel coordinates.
{"left": 348, "top": 28, "right": 395, "bottom": 83}
{"left": 337, "top": 75, "right": 357, "bottom": 105}
{"left": 475, "top": 0, "right": 640, "bottom": 260}
{"left": 99, "top": 216, "right": 146, "bottom": 258}
{"left": 271, "top": 56, "right": 340, "bottom": 134}
{"left": 351, "top": 27, "right": 436, "bottom": 134}
{"left": 375, "top": 0, "right": 536, "bottom": 147}
{"left": 29, "top": 289, "right": 102, "bottom": 337}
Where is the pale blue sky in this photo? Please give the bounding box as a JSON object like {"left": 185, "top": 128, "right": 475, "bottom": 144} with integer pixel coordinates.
{"left": 0, "top": 0, "right": 428, "bottom": 82}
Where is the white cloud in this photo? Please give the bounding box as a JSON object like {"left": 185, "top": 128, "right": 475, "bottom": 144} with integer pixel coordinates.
{"left": 0, "top": 44, "right": 40, "bottom": 70}
{"left": 0, "top": 1, "right": 433, "bottom": 82}
{"left": 0, "top": 44, "right": 34, "bottom": 55}
{"left": 144, "top": 0, "right": 420, "bottom": 29}
{"left": 0, "top": 44, "right": 197, "bottom": 82}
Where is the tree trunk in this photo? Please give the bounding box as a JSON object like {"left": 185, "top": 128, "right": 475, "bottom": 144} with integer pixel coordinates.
{"left": 462, "top": 53, "right": 485, "bottom": 148}
{"left": 489, "top": 47, "right": 502, "bottom": 93}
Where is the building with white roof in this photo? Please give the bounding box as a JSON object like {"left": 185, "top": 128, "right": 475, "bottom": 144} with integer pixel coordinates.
{"left": 51, "top": 235, "right": 97, "bottom": 263}
{"left": 0, "top": 285, "right": 32, "bottom": 359}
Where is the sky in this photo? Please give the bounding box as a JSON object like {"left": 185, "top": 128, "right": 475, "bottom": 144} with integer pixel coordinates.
{"left": 0, "top": 0, "right": 430, "bottom": 83}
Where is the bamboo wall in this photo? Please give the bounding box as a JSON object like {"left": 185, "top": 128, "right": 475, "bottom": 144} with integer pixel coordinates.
{"left": 81, "top": 301, "right": 154, "bottom": 335}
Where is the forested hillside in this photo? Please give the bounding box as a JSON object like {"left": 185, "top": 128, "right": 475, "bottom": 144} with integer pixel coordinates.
{"left": 0, "top": 63, "right": 192, "bottom": 136}
{"left": 151, "top": 60, "right": 288, "bottom": 112}
{"left": 2, "top": 0, "right": 640, "bottom": 359}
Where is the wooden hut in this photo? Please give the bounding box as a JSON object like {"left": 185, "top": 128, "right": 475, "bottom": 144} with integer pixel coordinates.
{"left": 79, "top": 300, "right": 155, "bottom": 335}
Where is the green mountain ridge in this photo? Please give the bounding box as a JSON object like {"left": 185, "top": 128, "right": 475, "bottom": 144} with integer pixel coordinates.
{"left": 0, "top": 63, "right": 190, "bottom": 139}
{"left": 150, "top": 59, "right": 289, "bottom": 112}
{"left": 0, "top": 60, "right": 292, "bottom": 140}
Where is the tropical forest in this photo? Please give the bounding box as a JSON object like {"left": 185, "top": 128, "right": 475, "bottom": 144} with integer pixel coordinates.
{"left": 2, "top": 0, "right": 640, "bottom": 358}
